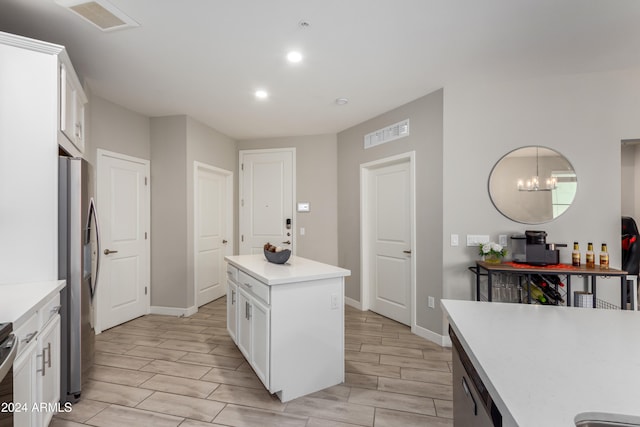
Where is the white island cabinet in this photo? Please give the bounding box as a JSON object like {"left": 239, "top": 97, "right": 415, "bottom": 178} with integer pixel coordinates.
{"left": 442, "top": 300, "right": 640, "bottom": 427}
{"left": 1, "top": 280, "right": 65, "bottom": 427}
{"left": 225, "top": 254, "right": 350, "bottom": 402}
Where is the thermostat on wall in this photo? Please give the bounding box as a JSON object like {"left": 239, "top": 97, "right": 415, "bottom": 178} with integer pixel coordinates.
{"left": 297, "top": 202, "right": 310, "bottom": 212}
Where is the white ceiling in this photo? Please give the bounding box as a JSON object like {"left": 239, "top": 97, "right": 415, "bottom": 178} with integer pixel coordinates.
{"left": 1, "top": 0, "right": 639, "bottom": 140}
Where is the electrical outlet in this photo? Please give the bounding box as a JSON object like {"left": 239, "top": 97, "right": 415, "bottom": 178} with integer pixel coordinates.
{"left": 428, "top": 296, "right": 435, "bottom": 308}
{"left": 499, "top": 234, "right": 508, "bottom": 246}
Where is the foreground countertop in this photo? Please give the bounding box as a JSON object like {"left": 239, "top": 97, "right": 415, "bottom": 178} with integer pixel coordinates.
{"left": 0, "top": 280, "right": 65, "bottom": 325}
{"left": 225, "top": 254, "right": 350, "bottom": 285}
{"left": 441, "top": 299, "right": 640, "bottom": 427}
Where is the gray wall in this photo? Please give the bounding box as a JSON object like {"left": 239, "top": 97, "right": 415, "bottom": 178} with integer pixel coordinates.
{"left": 88, "top": 94, "right": 151, "bottom": 163}
{"left": 86, "top": 93, "right": 151, "bottom": 201}
{"left": 150, "top": 116, "right": 188, "bottom": 308}
{"left": 237, "top": 134, "right": 339, "bottom": 265}
{"left": 443, "top": 67, "right": 640, "bottom": 335}
{"left": 336, "top": 90, "right": 444, "bottom": 332}
{"left": 150, "top": 115, "right": 237, "bottom": 310}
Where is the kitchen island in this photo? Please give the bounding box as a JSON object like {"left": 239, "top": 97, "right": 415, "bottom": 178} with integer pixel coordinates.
{"left": 441, "top": 299, "right": 640, "bottom": 426}
{"left": 225, "top": 254, "right": 350, "bottom": 402}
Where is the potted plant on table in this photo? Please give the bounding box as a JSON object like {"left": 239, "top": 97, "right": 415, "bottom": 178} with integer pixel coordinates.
{"left": 479, "top": 242, "right": 507, "bottom": 263}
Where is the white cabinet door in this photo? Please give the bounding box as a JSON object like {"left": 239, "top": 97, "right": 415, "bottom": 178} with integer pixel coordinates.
{"left": 38, "top": 315, "right": 60, "bottom": 427}
{"left": 13, "top": 342, "right": 38, "bottom": 427}
{"left": 60, "top": 62, "right": 75, "bottom": 145}
{"left": 250, "top": 297, "right": 270, "bottom": 388}
{"left": 237, "top": 288, "right": 251, "bottom": 360}
{"left": 226, "top": 280, "right": 238, "bottom": 342}
{"left": 73, "top": 93, "right": 85, "bottom": 152}
{"left": 59, "top": 61, "right": 86, "bottom": 154}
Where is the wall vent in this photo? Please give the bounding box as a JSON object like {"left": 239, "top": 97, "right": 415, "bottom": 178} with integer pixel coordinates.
{"left": 364, "top": 119, "right": 410, "bottom": 149}
{"left": 55, "top": 0, "right": 139, "bottom": 32}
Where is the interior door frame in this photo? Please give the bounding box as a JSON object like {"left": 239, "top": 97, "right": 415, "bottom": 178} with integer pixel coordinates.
{"left": 239, "top": 147, "right": 297, "bottom": 255}
{"left": 360, "top": 151, "right": 416, "bottom": 327}
{"left": 95, "top": 149, "right": 151, "bottom": 334}
{"left": 193, "top": 161, "right": 233, "bottom": 306}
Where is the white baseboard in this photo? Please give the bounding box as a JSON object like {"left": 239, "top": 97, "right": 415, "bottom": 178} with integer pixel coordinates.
{"left": 345, "top": 296, "right": 362, "bottom": 310}
{"left": 150, "top": 305, "right": 198, "bottom": 317}
{"left": 412, "top": 323, "right": 451, "bottom": 347}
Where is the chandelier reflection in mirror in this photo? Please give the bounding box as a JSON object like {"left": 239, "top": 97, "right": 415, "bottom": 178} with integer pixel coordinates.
{"left": 517, "top": 147, "right": 557, "bottom": 191}
{"left": 489, "top": 146, "right": 577, "bottom": 224}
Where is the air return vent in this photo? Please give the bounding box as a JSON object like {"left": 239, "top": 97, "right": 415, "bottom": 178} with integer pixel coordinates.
{"left": 364, "top": 119, "right": 410, "bottom": 149}
{"left": 55, "top": 0, "right": 139, "bottom": 31}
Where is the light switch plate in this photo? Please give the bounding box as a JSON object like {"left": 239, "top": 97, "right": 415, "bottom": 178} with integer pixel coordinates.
{"left": 451, "top": 234, "right": 459, "bottom": 246}
{"left": 467, "top": 234, "right": 490, "bottom": 246}
{"left": 499, "top": 234, "right": 508, "bottom": 246}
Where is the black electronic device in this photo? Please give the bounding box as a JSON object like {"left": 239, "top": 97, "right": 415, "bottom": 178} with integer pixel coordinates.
{"left": 510, "top": 230, "right": 566, "bottom": 266}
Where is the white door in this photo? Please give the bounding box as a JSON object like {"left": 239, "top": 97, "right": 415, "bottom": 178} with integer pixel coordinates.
{"left": 96, "top": 150, "right": 150, "bottom": 333}
{"left": 194, "top": 162, "right": 232, "bottom": 307}
{"left": 239, "top": 149, "right": 295, "bottom": 254}
{"left": 366, "top": 159, "right": 413, "bottom": 325}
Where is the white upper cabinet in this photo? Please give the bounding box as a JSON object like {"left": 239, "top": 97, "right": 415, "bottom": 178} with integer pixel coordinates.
{"left": 59, "top": 60, "right": 86, "bottom": 154}
{"left": 0, "top": 31, "right": 86, "bottom": 283}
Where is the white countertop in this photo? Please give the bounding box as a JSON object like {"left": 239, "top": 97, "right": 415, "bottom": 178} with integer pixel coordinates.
{"left": 441, "top": 299, "right": 640, "bottom": 427}
{"left": 0, "top": 280, "right": 65, "bottom": 326}
{"left": 225, "top": 254, "right": 350, "bottom": 285}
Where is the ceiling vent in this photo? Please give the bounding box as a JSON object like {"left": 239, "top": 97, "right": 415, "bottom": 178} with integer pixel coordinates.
{"left": 55, "top": 0, "right": 139, "bottom": 32}
{"left": 364, "top": 119, "right": 410, "bottom": 149}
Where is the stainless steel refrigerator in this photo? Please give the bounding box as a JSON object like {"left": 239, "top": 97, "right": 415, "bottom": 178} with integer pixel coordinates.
{"left": 58, "top": 156, "right": 99, "bottom": 403}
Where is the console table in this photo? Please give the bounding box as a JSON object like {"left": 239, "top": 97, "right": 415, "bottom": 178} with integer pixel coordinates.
{"left": 472, "top": 261, "right": 630, "bottom": 309}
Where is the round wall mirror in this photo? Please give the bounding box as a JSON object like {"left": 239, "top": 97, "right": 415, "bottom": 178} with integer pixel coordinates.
{"left": 488, "top": 146, "right": 577, "bottom": 224}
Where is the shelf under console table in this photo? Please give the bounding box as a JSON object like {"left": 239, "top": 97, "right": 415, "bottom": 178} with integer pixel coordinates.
{"left": 472, "top": 261, "right": 630, "bottom": 309}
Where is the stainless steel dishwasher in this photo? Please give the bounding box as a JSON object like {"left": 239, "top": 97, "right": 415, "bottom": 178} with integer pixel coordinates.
{"left": 450, "top": 326, "right": 502, "bottom": 427}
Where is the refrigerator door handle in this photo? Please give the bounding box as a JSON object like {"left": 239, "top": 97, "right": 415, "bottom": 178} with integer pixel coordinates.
{"left": 86, "top": 198, "right": 101, "bottom": 302}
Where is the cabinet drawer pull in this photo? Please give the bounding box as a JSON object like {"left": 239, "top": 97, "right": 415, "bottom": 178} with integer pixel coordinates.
{"left": 46, "top": 342, "right": 52, "bottom": 368}
{"left": 51, "top": 305, "right": 62, "bottom": 315}
{"left": 37, "top": 342, "right": 52, "bottom": 376}
{"left": 23, "top": 331, "right": 38, "bottom": 344}
{"left": 231, "top": 290, "right": 236, "bottom": 304}
{"left": 244, "top": 282, "right": 253, "bottom": 288}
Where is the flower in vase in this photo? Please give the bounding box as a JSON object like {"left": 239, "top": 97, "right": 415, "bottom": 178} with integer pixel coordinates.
{"left": 479, "top": 242, "right": 507, "bottom": 262}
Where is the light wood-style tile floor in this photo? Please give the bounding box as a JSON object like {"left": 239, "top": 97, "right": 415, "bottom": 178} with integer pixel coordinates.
{"left": 51, "top": 298, "right": 453, "bottom": 427}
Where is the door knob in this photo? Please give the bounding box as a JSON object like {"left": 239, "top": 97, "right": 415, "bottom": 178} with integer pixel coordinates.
{"left": 222, "top": 239, "right": 228, "bottom": 244}
{"left": 282, "top": 240, "right": 291, "bottom": 245}
{"left": 104, "top": 249, "right": 118, "bottom": 255}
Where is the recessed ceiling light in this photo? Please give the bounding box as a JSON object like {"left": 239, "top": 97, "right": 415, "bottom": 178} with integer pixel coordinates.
{"left": 255, "top": 90, "right": 269, "bottom": 100}
{"left": 335, "top": 98, "right": 349, "bottom": 105}
{"left": 287, "top": 51, "right": 303, "bottom": 63}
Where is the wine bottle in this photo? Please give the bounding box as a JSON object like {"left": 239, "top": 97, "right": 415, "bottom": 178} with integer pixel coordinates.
{"left": 526, "top": 281, "right": 551, "bottom": 305}
{"left": 599, "top": 243, "right": 609, "bottom": 269}
{"left": 572, "top": 242, "right": 581, "bottom": 267}
{"left": 586, "top": 242, "right": 595, "bottom": 268}
{"left": 535, "top": 275, "right": 565, "bottom": 304}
